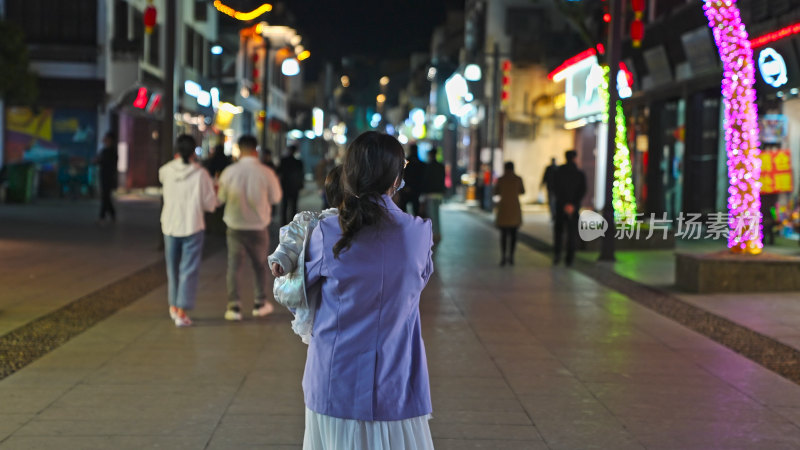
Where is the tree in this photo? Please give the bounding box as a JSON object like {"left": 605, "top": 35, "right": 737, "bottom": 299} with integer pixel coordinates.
{"left": 0, "top": 19, "right": 37, "bottom": 105}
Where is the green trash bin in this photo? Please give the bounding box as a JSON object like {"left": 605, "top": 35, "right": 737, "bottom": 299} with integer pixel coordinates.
{"left": 6, "top": 162, "right": 36, "bottom": 203}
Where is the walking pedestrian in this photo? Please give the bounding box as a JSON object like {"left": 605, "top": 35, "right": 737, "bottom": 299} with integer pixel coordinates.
{"left": 159, "top": 134, "right": 217, "bottom": 327}
{"left": 279, "top": 145, "right": 305, "bottom": 225}
{"left": 96, "top": 132, "right": 118, "bottom": 224}
{"left": 495, "top": 161, "right": 526, "bottom": 266}
{"left": 217, "top": 135, "right": 283, "bottom": 321}
{"left": 203, "top": 143, "right": 231, "bottom": 179}
{"left": 422, "top": 147, "right": 446, "bottom": 244}
{"left": 553, "top": 150, "right": 587, "bottom": 266}
{"left": 203, "top": 144, "right": 231, "bottom": 235}
{"left": 302, "top": 131, "right": 435, "bottom": 449}
{"left": 398, "top": 144, "right": 424, "bottom": 216}
{"left": 541, "top": 157, "right": 558, "bottom": 222}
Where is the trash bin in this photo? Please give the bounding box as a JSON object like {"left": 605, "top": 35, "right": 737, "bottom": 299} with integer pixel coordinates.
{"left": 6, "top": 162, "right": 36, "bottom": 203}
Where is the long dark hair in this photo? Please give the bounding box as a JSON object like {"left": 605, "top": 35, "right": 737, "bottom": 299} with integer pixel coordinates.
{"left": 176, "top": 134, "right": 196, "bottom": 164}
{"left": 333, "top": 132, "right": 405, "bottom": 258}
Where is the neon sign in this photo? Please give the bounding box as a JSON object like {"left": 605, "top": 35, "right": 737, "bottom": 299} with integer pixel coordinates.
{"left": 757, "top": 47, "right": 788, "bottom": 88}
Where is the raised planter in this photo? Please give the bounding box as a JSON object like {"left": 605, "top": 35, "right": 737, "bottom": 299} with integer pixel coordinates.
{"left": 676, "top": 251, "right": 800, "bottom": 293}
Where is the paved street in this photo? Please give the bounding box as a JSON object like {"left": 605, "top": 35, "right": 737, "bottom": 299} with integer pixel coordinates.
{"left": 3, "top": 199, "right": 800, "bottom": 449}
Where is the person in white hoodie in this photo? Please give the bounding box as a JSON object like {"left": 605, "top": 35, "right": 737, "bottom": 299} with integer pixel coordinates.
{"left": 159, "top": 134, "right": 217, "bottom": 327}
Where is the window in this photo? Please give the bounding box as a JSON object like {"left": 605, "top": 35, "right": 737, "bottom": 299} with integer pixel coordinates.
{"left": 148, "top": 26, "right": 160, "bottom": 68}
{"left": 196, "top": 35, "right": 205, "bottom": 75}
{"left": 6, "top": 0, "right": 97, "bottom": 45}
{"left": 194, "top": 0, "right": 207, "bottom": 22}
{"left": 114, "top": 0, "right": 129, "bottom": 41}
{"left": 185, "top": 27, "right": 195, "bottom": 68}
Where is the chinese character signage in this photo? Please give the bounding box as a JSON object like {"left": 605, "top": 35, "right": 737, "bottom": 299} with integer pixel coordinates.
{"left": 759, "top": 149, "right": 793, "bottom": 194}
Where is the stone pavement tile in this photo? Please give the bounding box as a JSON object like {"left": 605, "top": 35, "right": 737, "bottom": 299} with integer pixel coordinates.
{"left": 0, "top": 415, "right": 31, "bottom": 442}
{"left": 430, "top": 410, "right": 532, "bottom": 425}
{"left": 204, "top": 414, "right": 304, "bottom": 447}
{"left": 12, "top": 416, "right": 221, "bottom": 437}
{"left": 0, "top": 386, "right": 70, "bottom": 415}
{"left": 432, "top": 438, "right": 549, "bottom": 450}
{"left": 0, "top": 435, "right": 210, "bottom": 450}
{"left": 681, "top": 347, "right": 800, "bottom": 407}
{"left": 773, "top": 406, "right": 800, "bottom": 427}
{"left": 430, "top": 422, "right": 543, "bottom": 441}
{"left": 35, "top": 383, "right": 237, "bottom": 421}
{"left": 621, "top": 415, "right": 800, "bottom": 449}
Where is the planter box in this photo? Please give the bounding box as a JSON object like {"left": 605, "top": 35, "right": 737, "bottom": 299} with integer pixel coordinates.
{"left": 676, "top": 251, "right": 800, "bottom": 293}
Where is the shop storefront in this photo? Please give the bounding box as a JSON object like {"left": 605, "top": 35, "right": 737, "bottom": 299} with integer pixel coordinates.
{"left": 113, "top": 84, "right": 164, "bottom": 190}
{"left": 751, "top": 33, "right": 800, "bottom": 241}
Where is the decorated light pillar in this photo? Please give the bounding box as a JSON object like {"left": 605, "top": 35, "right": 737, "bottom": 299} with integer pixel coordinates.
{"left": 703, "top": 0, "right": 763, "bottom": 254}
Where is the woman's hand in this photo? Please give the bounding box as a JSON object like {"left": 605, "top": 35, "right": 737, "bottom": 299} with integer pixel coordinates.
{"left": 271, "top": 262, "right": 285, "bottom": 277}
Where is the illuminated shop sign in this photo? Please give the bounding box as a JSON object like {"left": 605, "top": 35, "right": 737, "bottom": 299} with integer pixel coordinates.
{"left": 131, "top": 87, "right": 161, "bottom": 113}
{"left": 563, "top": 55, "right": 604, "bottom": 121}
{"left": 184, "top": 80, "right": 220, "bottom": 109}
{"left": 758, "top": 47, "right": 788, "bottom": 88}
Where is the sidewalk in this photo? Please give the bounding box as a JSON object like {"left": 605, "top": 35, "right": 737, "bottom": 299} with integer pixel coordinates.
{"left": 511, "top": 205, "right": 800, "bottom": 367}
{"left": 4, "top": 204, "right": 800, "bottom": 448}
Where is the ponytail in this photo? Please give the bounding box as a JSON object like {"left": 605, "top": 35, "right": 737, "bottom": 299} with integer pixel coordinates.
{"left": 333, "top": 193, "right": 386, "bottom": 258}
{"left": 332, "top": 132, "right": 405, "bottom": 258}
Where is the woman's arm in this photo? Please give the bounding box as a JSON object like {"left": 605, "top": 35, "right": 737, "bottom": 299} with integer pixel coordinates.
{"left": 305, "top": 225, "right": 327, "bottom": 287}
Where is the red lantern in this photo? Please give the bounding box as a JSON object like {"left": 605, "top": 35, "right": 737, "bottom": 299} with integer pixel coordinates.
{"left": 144, "top": 1, "right": 157, "bottom": 35}
{"left": 631, "top": 0, "right": 645, "bottom": 13}
{"left": 631, "top": 19, "right": 644, "bottom": 47}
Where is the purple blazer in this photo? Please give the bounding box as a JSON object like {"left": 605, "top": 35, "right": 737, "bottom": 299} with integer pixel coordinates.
{"left": 303, "top": 195, "right": 434, "bottom": 421}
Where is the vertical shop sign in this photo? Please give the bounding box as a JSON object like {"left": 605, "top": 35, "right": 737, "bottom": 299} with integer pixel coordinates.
{"left": 759, "top": 149, "right": 793, "bottom": 194}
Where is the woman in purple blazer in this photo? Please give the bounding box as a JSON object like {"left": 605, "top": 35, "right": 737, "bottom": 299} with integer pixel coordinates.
{"left": 302, "top": 132, "right": 435, "bottom": 449}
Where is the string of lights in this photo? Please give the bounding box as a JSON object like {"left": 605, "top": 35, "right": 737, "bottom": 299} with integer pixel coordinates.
{"left": 599, "top": 65, "right": 637, "bottom": 222}
{"left": 703, "top": 0, "right": 763, "bottom": 254}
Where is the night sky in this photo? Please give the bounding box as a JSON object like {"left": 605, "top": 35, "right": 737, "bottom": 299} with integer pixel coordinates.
{"left": 278, "top": 0, "right": 461, "bottom": 76}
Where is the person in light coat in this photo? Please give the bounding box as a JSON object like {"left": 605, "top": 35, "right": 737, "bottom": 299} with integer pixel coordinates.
{"left": 217, "top": 135, "right": 283, "bottom": 321}
{"left": 159, "top": 134, "right": 217, "bottom": 327}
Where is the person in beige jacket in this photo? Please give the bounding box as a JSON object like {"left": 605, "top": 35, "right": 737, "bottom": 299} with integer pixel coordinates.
{"left": 494, "top": 161, "right": 525, "bottom": 266}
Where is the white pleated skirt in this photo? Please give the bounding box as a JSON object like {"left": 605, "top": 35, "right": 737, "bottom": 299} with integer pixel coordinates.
{"left": 303, "top": 408, "right": 434, "bottom": 450}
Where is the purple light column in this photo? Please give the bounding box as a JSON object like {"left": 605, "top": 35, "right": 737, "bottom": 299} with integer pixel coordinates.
{"left": 703, "top": 0, "right": 763, "bottom": 254}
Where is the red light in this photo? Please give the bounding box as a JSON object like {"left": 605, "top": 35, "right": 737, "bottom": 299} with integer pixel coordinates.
{"left": 603, "top": 13, "right": 611, "bottom": 23}
{"left": 596, "top": 43, "right": 606, "bottom": 54}
{"left": 501, "top": 91, "right": 509, "bottom": 101}
{"left": 502, "top": 75, "right": 510, "bottom": 85}
{"left": 133, "top": 87, "right": 148, "bottom": 109}
{"left": 548, "top": 48, "right": 598, "bottom": 80}
{"left": 502, "top": 60, "right": 511, "bottom": 71}
{"left": 750, "top": 22, "right": 800, "bottom": 48}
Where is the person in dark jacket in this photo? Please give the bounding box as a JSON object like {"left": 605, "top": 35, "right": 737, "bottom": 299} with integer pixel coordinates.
{"left": 399, "top": 144, "right": 425, "bottom": 216}
{"left": 96, "top": 132, "right": 118, "bottom": 224}
{"left": 553, "top": 150, "right": 587, "bottom": 266}
{"left": 421, "top": 148, "right": 446, "bottom": 243}
{"left": 541, "top": 158, "right": 558, "bottom": 222}
{"left": 203, "top": 144, "right": 231, "bottom": 179}
{"left": 278, "top": 145, "right": 305, "bottom": 225}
